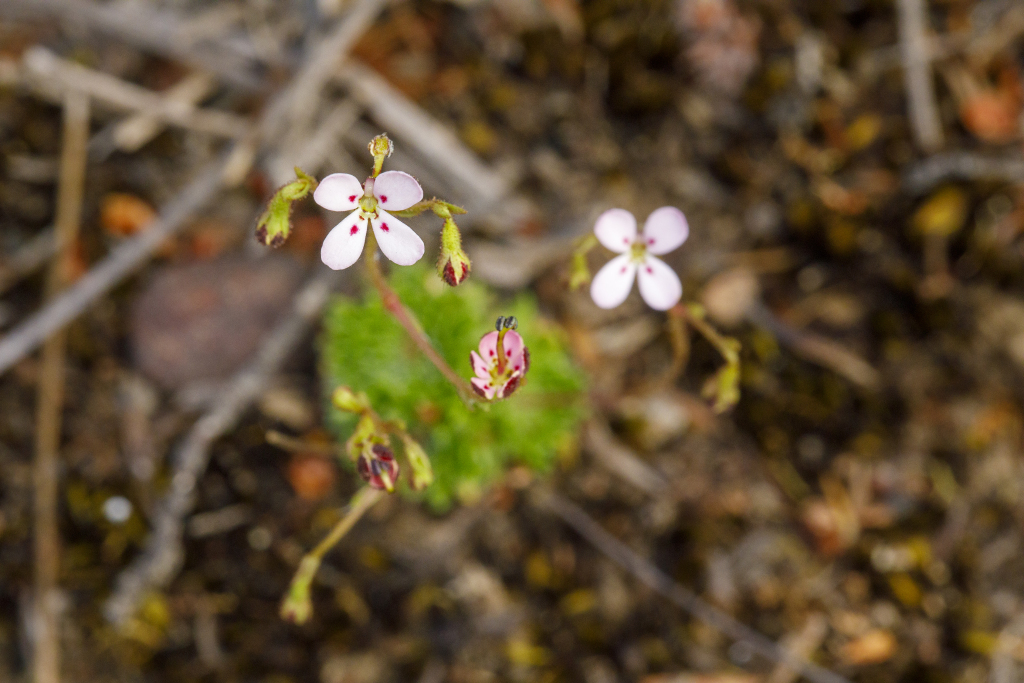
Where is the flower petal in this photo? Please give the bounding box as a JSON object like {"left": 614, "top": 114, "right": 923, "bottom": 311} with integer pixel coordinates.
{"left": 590, "top": 253, "right": 638, "bottom": 309}
{"left": 637, "top": 255, "right": 682, "bottom": 310}
{"left": 373, "top": 171, "right": 423, "bottom": 211}
{"left": 594, "top": 208, "right": 637, "bottom": 253}
{"left": 320, "top": 211, "right": 368, "bottom": 270}
{"left": 471, "top": 376, "right": 497, "bottom": 400}
{"left": 371, "top": 210, "right": 424, "bottom": 266}
{"left": 501, "top": 330, "right": 526, "bottom": 370}
{"left": 478, "top": 331, "right": 499, "bottom": 361}
{"left": 313, "top": 173, "right": 364, "bottom": 212}
{"left": 470, "top": 350, "right": 490, "bottom": 379}
{"left": 641, "top": 206, "right": 689, "bottom": 255}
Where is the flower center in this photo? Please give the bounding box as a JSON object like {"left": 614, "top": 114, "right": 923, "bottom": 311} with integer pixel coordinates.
{"left": 629, "top": 240, "right": 648, "bottom": 262}
{"left": 359, "top": 195, "right": 378, "bottom": 215}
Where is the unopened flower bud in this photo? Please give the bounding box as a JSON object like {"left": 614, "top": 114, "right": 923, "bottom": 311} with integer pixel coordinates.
{"left": 437, "top": 218, "right": 471, "bottom": 286}
{"left": 400, "top": 435, "right": 433, "bottom": 490}
{"left": 357, "top": 444, "right": 399, "bottom": 492}
{"left": 280, "top": 555, "right": 320, "bottom": 624}
{"left": 255, "top": 168, "right": 318, "bottom": 248}
{"left": 332, "top": 386, "right": 369, "bottom": 414}
{"left": 368, "top": 133, "right": 394, "bottom": 159}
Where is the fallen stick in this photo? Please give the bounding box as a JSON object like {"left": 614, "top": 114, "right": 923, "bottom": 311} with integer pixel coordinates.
{"left": 33, "top": 88, "right": 90, "bottom": 683}
{"left": 747, "top": 303, "right": 882, "bottom": 391}
{"left": 904, "top": 152, "right": 1024, "bottom": 193}
{"left": 21, "top": 47, "right": 247, "bottom": 140}
{"left": 897, "top": 0, "right": 944, "bottom": 152}
{"left": 0, "top": 0, "right": 389, "bottom": 377}
{"left": 104, "top": 268, "right": 341, "bottom": 626}
{"left": 0, "top": 0, "right": 267, "bottom": 90}
{"left": 535, "top": 488, "right": 852, "bottom": 683}
{"left": 90, "top": 71, "right": 220, "bottom": 159}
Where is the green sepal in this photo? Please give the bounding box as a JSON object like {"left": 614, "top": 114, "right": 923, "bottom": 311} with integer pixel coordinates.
{"left": 255, "top": 167, "right": 318, "bottom": 248}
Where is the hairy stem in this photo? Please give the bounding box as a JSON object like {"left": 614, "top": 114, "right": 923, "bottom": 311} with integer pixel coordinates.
{"left": 363, "top": 231, "right": 477, "bottom": 408}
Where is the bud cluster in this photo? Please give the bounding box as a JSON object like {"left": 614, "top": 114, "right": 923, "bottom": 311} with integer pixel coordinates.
{"left": 331, "top": 386, "right": 434, "bottom": 492}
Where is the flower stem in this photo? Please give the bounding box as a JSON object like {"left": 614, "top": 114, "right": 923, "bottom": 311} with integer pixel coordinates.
{"left": 363, "top": 231, "right": 478, "bottom": 408}
{"left": 310, "top": 487, "right": 382, "bottom": 560}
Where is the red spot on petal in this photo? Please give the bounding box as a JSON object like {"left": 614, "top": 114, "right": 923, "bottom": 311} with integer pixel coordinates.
{"left": 380, "top": 195, "right": 388, "bottom": 203}
{"left": 380, "top": 223, "right": 389, "bottom": 232}
{"left": 648, "top": 238, "right": 655, "bottom": 244}
{"left": 350, "top": 226, "right": 359, "bottom": 235}
{"left": 514, "top": 366, "right": 520, "bottom": 370}
{"left": 646, "top": 267, "right": 653, "bottom": 273}
{"left": 489, "top": 350, "right": 495, "bottom": 356}
{"left": 348, "top": 195, "right": 357, "bottom": 202}
{"left": 506, "top": 350, "right": 512, "bottom": 356}
{"left": 623, "top": 238, "right": 629, "bottom": 244}
{"left": 620, "top": 267, "right": 627, "bottom": 274}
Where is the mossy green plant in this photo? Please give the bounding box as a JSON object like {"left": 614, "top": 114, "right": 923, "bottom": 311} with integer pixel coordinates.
{"left": 321, "top": 265, "right": 587, "bottom": 510}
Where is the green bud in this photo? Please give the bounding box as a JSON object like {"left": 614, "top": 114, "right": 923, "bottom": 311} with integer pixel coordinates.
{"left": 368, "top": 133, "right": 394, "bottom": 159}
{"left": 280, "top": 555, "right": 321, "bottom": 624}
{"left": 400, "top": 434, "right": 434, "bottom": 490}
{"left": 255, "top": 168, "right": 318, "bottom": 248}
{"left": 437, "top": 218, "right": 471, "bottom": 286}
{"left": 568, "top": 250, "right": 592, "bottom": 290}
{"left": 331, "top": 386, "right": 369, "bottom": 414}
{"left": 345, "top": 414, "right": 382, "bottom": 461}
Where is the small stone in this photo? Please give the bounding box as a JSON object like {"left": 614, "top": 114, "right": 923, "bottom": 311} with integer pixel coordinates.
{"left": 130, "top": 256, "right": 303, "bottom": 389}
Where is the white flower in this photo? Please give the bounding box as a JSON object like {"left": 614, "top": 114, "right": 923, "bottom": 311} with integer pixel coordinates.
{"left": 314, "top": 170, "right": 425, "bottom": 270}
{"left": 590, "top": 207, "right": 689, "bottom": 311}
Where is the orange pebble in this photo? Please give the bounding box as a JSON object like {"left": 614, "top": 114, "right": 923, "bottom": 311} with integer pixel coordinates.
{"left": 100, "top": 193, "right": 157, "bottom": 237}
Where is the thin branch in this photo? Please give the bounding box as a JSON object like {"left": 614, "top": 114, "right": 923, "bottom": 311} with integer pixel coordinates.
{"left": 89, "top": 71, "right": 220, "bottom": 159}
{"left": 21, "top": 47, "right": 247, "bottom": 139}
{"left": 33, "top": 89, "right": 90, "bottom": 683}
{"left": 897, "top": 0, "right": 944, "bottom": 152}
{"left": 104, "top": 268, "right": 341, "bottom": 626}
{"left": 535, "top": 488, "right": 853, "bottom": 683}
{"left": 363, "top": 232, "right": 478, "bottom": 408}
{"left": 747, "top": 302, "right": 882, "bottom": 391}
{"left": 0, "top": 0, "right": 268, "bottom": 90}
{"left": 904, "top": 152, "right": 1024, "bottom": 194}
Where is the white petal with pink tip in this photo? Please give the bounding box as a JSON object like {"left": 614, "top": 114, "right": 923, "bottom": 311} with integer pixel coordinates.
{"left": 636, "top": 255, "right": 682, "bottom": 310}
{"left": 313, "top": 173, "right": 363, "bottom": 212}
{"left": 641, "top": 206, "right": 689, "bottom": 255}
{"left": 373, "top": 171, "right": 423, "bottom": 212}
{"left": 594, "top": 209, "right": 637, "bottom": 253}
{"left": 371, "top": 211, "right": 424, "bottom": 266}
{"left": 321, "top": 211, "right": 368, "bottom": 270}
{"left": 590, "top": 253, "right": 638, "bottom": 309}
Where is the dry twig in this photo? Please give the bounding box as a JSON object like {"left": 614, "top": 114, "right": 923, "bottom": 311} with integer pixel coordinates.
{"left": 897, "top": 0, "right": 944, "bottom": 152}
{"left": 0, "top": 0, "right": 267, "bottom": 89}
{"left": 33, "top": 89, "right": 90, "bottom": 683}
{"left": 747, "top": 303, "right": 882, "bottom": 391}
{"left": 21, "top": 47, "right": 247, "bottom": 140}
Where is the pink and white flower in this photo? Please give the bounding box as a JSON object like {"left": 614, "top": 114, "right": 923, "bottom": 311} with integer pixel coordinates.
{"left": 314, "top": 171, "right": 425, "bottom": 270}
{"left": 590, "top": 207, "right": 689, "bottom": 311}
{"left": 470, "top": 329, "right": 529, "bottom": 400}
